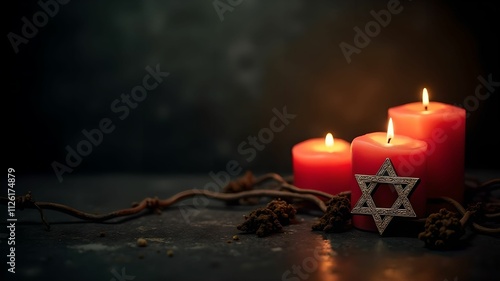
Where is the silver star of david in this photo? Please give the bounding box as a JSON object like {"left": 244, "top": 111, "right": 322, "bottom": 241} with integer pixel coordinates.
{"left": 351, "top": 158, "right": 419, "bottom": 235}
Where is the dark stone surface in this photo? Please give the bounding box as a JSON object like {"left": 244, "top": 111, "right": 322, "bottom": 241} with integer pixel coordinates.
{"left": 1, "top": 173, "right": 499, "bottom": 281}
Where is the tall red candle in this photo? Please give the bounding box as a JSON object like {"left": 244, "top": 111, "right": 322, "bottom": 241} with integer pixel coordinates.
{"left": 351, "top": 120, "right": 428, "bottom": 232}
{"left": 292, "top": 133, "right": 351, "bottom": 195}
{"left": 388, "top": 88, "right": 466, "bottom": 204}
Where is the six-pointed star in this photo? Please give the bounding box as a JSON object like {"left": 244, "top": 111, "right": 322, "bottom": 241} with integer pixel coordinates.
{"left": 351, "top": 158, "right": 420, "bottom": 235}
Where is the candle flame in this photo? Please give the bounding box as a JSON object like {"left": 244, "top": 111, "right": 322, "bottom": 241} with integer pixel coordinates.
{"left": 325, "top": 133, "right": 334, "bottom": 150}
{"left": 387, "top": 118, "right": 394, "bottom": 144}
{"left": 422, "top": 88, "right": 429, "bottom": 110}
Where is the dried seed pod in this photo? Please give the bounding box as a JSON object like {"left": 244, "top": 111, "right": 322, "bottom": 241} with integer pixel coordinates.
{"left": 237, "top": 208, "right": 283, "bottom": 237}
{"left": 312, "top": 195, "right": 352, "bottom": 232}
{"left": 418, "top": 208, "right": 464, "bottom": 249}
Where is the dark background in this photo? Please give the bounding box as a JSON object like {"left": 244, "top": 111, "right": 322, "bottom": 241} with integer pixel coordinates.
{"left": 4, "top": 0, "right": 500, "bottom": 182}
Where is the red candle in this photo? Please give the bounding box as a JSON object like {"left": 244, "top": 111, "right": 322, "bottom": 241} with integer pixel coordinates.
{"left": 388, "top": 88, "right": 466, "bottom": 204}
{"left": 292, "top": 133, "right": 351, "bottom": 195}
{"left": 351, "top": 119, "right": 428, "bottom": 232}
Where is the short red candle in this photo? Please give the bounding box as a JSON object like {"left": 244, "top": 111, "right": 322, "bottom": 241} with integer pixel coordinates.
{"left": 351, "top": 124, "right": 428, "bottom": 232}
{"left": 388, "top": 88, "right": 466, "bottom": 204}
{"left": 292, "top": 134, "right": 351, "bottom": 195}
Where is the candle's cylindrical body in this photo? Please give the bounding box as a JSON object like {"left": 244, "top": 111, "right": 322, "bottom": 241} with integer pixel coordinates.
{"left": 388, "top": 102, "right": 466, "bottom": 204}
{"left": 351, "top": 132, "right": 428, "bottom": 232}
{"left": 292, "top": 138, "right": 351, "bottom": 195}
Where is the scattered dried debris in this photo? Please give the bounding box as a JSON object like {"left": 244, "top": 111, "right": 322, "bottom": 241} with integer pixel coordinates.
{"left": 266, "top": 199, "right": 296, "bottom": 225}
{"left": 136, "top": 238, "right": 148, "bottom": 247}
{"left": 237, "top": 208, "right": 282, "bottom": 237}
{"left": 418, "top": 208, "right": 465, "bottom": 249}
{"left": 237, "top": 199, "right": 298, "bottom": 237}
{"left": 312, "top": 195, "right": 352, "bottom": 232}
{"left": 223, "top": 171, "right": 258, "bottom": 205}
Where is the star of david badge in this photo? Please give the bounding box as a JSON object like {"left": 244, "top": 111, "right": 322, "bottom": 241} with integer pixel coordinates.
{"left": 351, "top": 158, "right": 420, "bottom": 235}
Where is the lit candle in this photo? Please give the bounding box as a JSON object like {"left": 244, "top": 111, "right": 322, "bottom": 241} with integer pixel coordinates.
{"left": 292, "top": 133, "right": 351, "bottom": 195}
{"left": 351, "top": 119, "right": 428, "bottom": 232}
{"left": 388, "top": 89, "right": 466, "bottom": 204}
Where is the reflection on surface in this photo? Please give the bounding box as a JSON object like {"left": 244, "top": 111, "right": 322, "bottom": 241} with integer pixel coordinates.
{"left": 316, "top": 239, "right": 339, "bottom": 281}
{"left": 288, "top": 233, "right": 469, "bottom": 281}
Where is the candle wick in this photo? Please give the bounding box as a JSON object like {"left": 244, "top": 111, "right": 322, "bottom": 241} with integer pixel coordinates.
{"left": 387, "top": 137, "right": 392, "bottom": 144}
{"left": 424, "top": 105, "right": 428, "bottom": 111}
